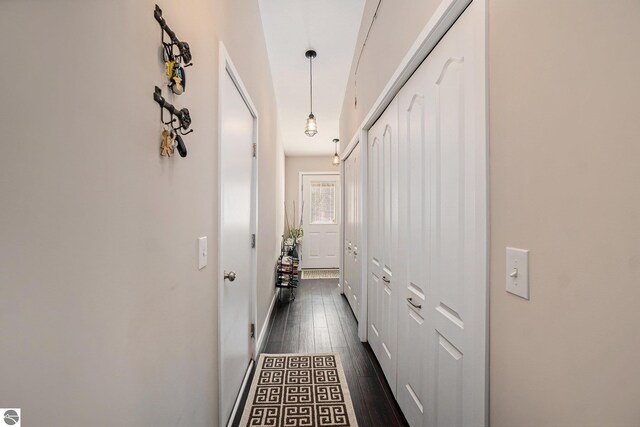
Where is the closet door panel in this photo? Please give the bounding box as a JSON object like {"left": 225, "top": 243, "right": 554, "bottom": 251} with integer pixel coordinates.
{"left": 367, "top": 99, "right": 399, "bottom": 391}
{"left": 393, "top": 2, "right": 486, "bottom": 426}
{"left": 343, "top": 143, "right": 362, "bottom": 321}
{"left": 397, "top": 62, "right": 430, "bottom": 427}
{"left": 353, "top": 144, "right": 361, "bottom": 315}
{"left": 426, "top": 2, "right": 486, "bottom": 425}
{"left": 344, "top": 155, "right": 352, "bottom": 305}
{"left": 429, "top": 30, "right": 468, "bottom": 427}
{"left": 367, "top": 125, "right": 383, "bottom": 362}
{"left": 348, "top": 143, "right": 361, "bottom": 318}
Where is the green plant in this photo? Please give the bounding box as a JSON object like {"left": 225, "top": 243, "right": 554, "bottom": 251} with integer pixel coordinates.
{"left": 285, "top": 200, "right": 304, "bottom": 245}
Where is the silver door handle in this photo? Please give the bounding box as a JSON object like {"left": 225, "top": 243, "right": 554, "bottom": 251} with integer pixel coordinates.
{"left": 224, "top": 271, "right": 236, "bottom": 282}
{"left": 382, "top": 276, "right": 390, "bottom": 283}
{"left": 407, "top": 297, "right": 422, "bottom": 309}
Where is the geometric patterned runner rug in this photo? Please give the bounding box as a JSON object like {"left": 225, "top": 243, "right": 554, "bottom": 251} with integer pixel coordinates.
{"left": 239, "top": 353, "right": 359, "bottom": 426}
{"left": 300, "top": 269, "right": 340, "bottom": 280}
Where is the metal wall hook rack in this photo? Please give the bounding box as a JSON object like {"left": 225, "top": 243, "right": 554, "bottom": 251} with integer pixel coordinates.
{"left": 153, "top": 86, "right": 194, "bottom": 135}
{"left": 154, "top": 4, "right": 193, "bottom": 65}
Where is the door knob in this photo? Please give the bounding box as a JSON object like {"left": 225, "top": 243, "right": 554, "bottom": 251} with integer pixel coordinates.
{"left": 224, "top": 271, "right": 237, "bottom": 282}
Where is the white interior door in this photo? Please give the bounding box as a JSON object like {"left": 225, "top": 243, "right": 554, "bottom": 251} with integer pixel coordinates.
{"left": 343, "top": 143, "right": 362, "bottom": 319}
{"left": 300, "top": 174, "right": 340, "bottom": 269}
{"left": 219, "top": 66, "right": 255, "bottom": 425}
{"left": 367, "top": 99, "right": 399, "bottom": 391}
{"left": 395, "top": 1, "right": 487, "bottom": 425}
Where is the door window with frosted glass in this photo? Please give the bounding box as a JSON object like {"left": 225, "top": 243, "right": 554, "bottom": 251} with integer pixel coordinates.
{"left": 310, "top": 181, "right": 336, "bottom": 224}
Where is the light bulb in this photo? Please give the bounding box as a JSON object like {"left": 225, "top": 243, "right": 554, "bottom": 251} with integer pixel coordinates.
{"left": 305, "top": 114, "right": 317, "bottom": 137}
{"left": 332, "top": 153, "right": 340, "bottom": 166}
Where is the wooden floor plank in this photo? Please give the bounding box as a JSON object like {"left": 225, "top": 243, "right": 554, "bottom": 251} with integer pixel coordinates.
{"left": 312, "top": 297, "right": 328, "bottom": 329}
{"left": 314, "top": 327, "right": 332, "bottom": 352}
{"left": 281, "top": 322, "right": 300, "bottom": 353}
{"left": 358, "top": 374, "right": 403, "bottom": 427}
{"left": 298, "top": 305, "right": 315, "bottom": 353}
{"left": 267, "top": 297, "right": 289, "bottom": 343}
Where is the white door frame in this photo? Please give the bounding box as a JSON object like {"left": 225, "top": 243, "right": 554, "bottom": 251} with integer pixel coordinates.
{"left": 339, "top": 160, "right": 345, "bottom": 292}
{"left": 340, "top": 0, "right": 488, "bottom": 422}
{"left": 298, "top": 171, "right": 340, "bottom": 269}
{"left": 217, "top": 42, "right": 259, "bottom": 427}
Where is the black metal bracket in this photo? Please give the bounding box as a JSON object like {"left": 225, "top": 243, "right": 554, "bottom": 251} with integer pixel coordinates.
{"left": 154, "top": 86, "right": 193, "bottom": 135}
{"left": 154, "top": 4, "right": 192, "bottom": 65}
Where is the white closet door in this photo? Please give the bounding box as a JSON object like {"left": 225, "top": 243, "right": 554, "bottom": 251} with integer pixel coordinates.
{"left": 396, "top": 1, "right": 487, "bottom": 425}
{"left": 367, "top": 99, "right": 399, "bottom": 391}
{"left": 343, "top": 156, "right": 352, "bottom": 303}
{"left": 396, "top": 59, "right": 430, "bottom": 427}
{"left": 352, "top": 143, "right": 361, "bottom": 317}
{"left": 343, "top": 143, "right": 361, "bottom": 319}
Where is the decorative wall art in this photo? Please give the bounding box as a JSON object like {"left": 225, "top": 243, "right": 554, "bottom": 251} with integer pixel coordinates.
{"left": 153, "top": 4, "right": 194, "bottom": 158}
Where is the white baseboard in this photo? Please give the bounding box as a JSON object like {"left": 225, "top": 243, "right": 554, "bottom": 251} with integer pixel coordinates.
{"left": 226, "top": 359, "right": 254, "bottom": 427}
{"left": 226, "top": 291, "right": 277, "bottom": 426}
{"left": 256, "top": 291, "right": 277, "bottom": 353}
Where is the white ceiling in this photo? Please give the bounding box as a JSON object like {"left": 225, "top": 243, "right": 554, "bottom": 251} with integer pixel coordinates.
{"left": 259, "top": 0, "right": 365, "bottom": 156}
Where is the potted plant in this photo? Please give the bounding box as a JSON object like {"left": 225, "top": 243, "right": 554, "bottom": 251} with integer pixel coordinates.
{"left": 285, "top": 201, "right": 304, "bottom": 257}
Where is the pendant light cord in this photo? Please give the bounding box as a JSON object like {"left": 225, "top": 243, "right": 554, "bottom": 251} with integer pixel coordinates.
{"left": 309, "top": 56, "right": 313, "bottom": 115}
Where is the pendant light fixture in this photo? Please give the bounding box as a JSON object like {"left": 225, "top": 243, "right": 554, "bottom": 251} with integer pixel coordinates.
{"left": 332, "top": 139, "right": 340, "bottom": 166}
{"left": 304, "top": 49, "right": 318, "bottom": 137}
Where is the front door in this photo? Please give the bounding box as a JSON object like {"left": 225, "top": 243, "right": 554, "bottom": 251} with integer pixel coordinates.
{"left": 219, "top": 66, "right": 255, "bottom": 425}
{"left": 300, "top": 174, "right": 340, "bottom": 269}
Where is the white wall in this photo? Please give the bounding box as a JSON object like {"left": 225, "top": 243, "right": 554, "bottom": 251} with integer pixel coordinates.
{"left": 0, "top": 0, "right": 283, "bottom": 425}
{"left": 339, "top": 0, "right": 442, "bottom": 147}
{"left": 341, "top": 0, "right": 640, "bottom": 425}
{"left": 489, "top": 1, "right": 640, "bottom": 424}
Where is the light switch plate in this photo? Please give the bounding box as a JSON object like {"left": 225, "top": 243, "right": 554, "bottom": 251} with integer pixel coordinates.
{"left": 506, "top": 247, "right": 529, "bottom": 300}
{"left": 198, "top": 236, "right": 207, "bottom": 270}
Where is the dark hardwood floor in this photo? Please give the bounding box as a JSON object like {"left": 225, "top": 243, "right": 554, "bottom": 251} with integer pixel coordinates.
{"left": 232, "top": 278, "right": 409, "bottom": 427}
